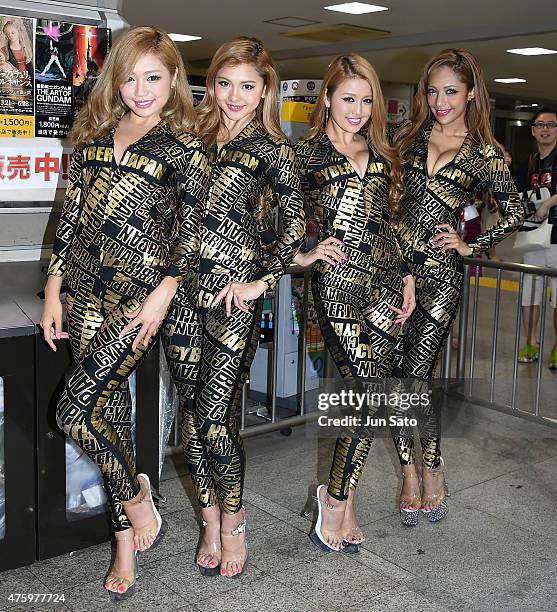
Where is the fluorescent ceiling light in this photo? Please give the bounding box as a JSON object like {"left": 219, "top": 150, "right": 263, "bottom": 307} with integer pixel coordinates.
{"left": 169, "top": 33, "right": 202, "bottom": 42}
{"left": 507, "top": 47, "right": 557, "bottom": 56}
{"left": 494, "top": 78, "right": 526, "bottom": 84}
{"left": 324, "top": 3, "right": 388, "bottom": 14}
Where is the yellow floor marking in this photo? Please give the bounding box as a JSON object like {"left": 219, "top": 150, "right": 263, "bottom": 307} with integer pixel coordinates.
{"left": 470, "top": 276, "right": 518, "bottom": 292}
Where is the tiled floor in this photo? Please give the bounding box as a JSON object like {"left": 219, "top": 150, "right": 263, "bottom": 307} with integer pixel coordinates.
{"left": 2, "top": 403, "right": 556, "bottom": 611}
{"left": 1, "top": 245, "right": 556, "bottom": 611}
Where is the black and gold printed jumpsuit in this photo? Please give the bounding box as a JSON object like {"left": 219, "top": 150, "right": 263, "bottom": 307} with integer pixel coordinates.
{"left": 391, "top": 118, "right": 523, "bottom": 468}
{"left": 295, "top": 131, "right": 408, "bottom": 501}
{"left": 48, "top": 121, "right": 209, "bottom": 531}
{"left": 163, "top": 119, "right": 305, "bottom": 514}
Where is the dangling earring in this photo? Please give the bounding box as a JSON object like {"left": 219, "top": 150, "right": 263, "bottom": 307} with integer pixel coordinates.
{"left": 325, "top": 107, "right": 330, "bottom": 125}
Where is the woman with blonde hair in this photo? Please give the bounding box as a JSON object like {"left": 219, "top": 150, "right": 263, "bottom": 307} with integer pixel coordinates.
{"left": 391, "top": 48, "right": 523, "bottom": 526}
{"left": 40, "top": 27, "right": 209, "bottom": 600}
{"left": 163, "top": 36, "right": 305, "bottom": 578}
{"left": 294, "top": 54, "right": 416, "bottom": 552}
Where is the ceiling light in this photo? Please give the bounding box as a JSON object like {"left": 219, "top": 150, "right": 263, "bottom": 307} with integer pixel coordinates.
{"left": 169, "top": 33, "right": 202, "bottom": 42}
{"left": 324, "top": 3, "right": 388, "bottom": 15}
{"left": 494, "top": 78, "right": 526, "bottom": 84}
{"left": 507, "top": 47, "right": 557, "bottom": 56}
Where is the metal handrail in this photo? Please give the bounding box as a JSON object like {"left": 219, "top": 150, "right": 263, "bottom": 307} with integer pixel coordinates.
{"left": 453, "top": 255, "right": 556, "bottom": 426}
{"left": 460, "top": 257, "right": 557, "bottom": 277}
{"left": 166, "top": 254, "right": 557, "bottom": 459}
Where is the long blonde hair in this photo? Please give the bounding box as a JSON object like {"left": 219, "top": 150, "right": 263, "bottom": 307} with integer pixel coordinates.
{"left": 308, "top": 54, "right": 402, "bottom": 218}
{"left": 196, "top": 36, "right": 284, "bottom": 145}
{"left": 1, "top": 18, "right": 33, "bottom": 63}
{"left": 395, "top": 48, "right": 496, "bottom": 163}
{"left": 69, "top": 26, "right": 195, "bottom": 145}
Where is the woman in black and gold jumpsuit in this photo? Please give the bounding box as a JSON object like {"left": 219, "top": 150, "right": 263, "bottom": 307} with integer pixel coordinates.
{"left": 391, "top": 49, "right": 523, "bottom": 525}
{"left": 294, "top": 55, "right": 416, "bottom": 552}
{"left": 162, "top": 37, "right": 305, "bottom": 578}
{"left": 40, "top": 28, "right": 209, "bottom": 600}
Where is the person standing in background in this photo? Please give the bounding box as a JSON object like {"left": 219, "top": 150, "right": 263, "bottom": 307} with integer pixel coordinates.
{"left": 517, "top": 107, "right": 557, "bottom": 369}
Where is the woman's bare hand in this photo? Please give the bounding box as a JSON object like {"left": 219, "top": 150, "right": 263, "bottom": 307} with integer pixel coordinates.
{"left": 213, "top": 280, "right": 268, "bottom": 317}
{"left": 293, "top": 237, "right": 347, "bottom": 268}
{"left": 120, "top": 277, "right": 178, "bottom": 351}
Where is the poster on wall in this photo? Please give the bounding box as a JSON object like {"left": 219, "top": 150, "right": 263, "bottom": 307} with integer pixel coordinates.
{"left": 35, "top": 21, "right": 74, "bottom": 138}
{"left": 0, "top": 15, "right": 35, "bottom": 138}
{"left": 72, "top": 25, "right": 110, "bottom": 117}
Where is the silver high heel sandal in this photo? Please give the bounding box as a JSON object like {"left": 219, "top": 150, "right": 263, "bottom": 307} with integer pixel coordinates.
{"left": 420, "top": 457, "right": 449, "bottom": 523}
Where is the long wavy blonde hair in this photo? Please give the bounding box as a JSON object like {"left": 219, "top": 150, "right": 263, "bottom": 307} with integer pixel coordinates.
{"left": 395, "top": 48, "right": 496, "bottom": 163}
{"left": 1, "top": 18, "right": 33, "bottom": 64}
{"left": 196, "top": 36, "right": 284, "bottom": 145}
{"left": 69, "top": 26, "right": 195, "bottom": 145}
{"left": 307, "top": 54, "right": 402, "bottom": 218}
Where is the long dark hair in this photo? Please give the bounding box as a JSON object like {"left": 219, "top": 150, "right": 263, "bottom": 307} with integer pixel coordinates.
{"left": 395, "top": 48, "right": 495, "bottom": 164}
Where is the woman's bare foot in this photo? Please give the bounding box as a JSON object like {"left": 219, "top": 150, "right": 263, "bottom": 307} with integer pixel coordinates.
{"left": 122, "top": 474, "right": 159, "bottom": 552}
{"left": 341, "top": 488, "right": 364, "bottom": 544}
{"left": 400, "top": 464, "right": 421, "bottom": 511}
{"left": 318, "top": 487, "right": 346, "bottom": 550}
{"left": 421, "top": 461, "right": 445, "bottom": 511}
{"left": 104, "top": 528, "right": 137, "bottom": 595}
{"left": 197, "top": 505, "right": 221, "bottom": 570}
{"left": 220, "top": 507, "right": 247, "bottom": 578}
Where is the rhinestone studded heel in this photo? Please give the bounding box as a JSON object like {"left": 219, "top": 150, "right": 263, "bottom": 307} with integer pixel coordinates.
{"left": 399, "top": 468, "right": 422, "bottom": 527}
{"left": 421, "top": 457, "right": 449, "bottom": 523}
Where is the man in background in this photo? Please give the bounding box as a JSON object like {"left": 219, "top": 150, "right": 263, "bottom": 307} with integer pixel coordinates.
{"left": 517, "top": 107, "right": 557, "bottom": 369}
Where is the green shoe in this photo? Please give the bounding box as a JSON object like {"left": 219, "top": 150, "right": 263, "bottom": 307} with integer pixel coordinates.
{"left": 517, "top": 344, "right": 540, "bottom": 363}
{"left": 550, "top": 349, "right": 557, "bottom": 371}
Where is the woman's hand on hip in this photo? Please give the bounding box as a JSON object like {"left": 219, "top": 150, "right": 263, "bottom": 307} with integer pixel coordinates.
{"left": 120, "top": 276, "right": 178, "bottom": 351}
{"left": 293, "top": 237, "right": 347, "bottom": 267}
{"left": 214, "top": 280, "right": 268, "bottom": 317}
{"left": 431, "top": 224, "right": 472, "bottom": 256}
